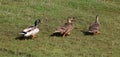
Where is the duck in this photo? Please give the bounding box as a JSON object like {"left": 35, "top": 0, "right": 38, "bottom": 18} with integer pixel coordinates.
{"left": 88, "top": 15, "right": 101, "bottom": 35}
{"left": 19, "top": 19, "right": 41, "bottom": 38}
{"left": 54, "top": 17, "right": 75, "bottom": 37}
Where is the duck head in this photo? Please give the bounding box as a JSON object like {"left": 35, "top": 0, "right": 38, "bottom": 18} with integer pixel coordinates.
{"left": 34, "top": 19, "right": 41, "bottom": 27}
{"left": 67, "top": 17, "right": 75, "bottom": 23}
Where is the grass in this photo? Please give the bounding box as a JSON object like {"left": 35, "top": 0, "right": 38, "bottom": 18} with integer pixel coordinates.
{"left": 0, "top": 0, "right": 120, "bottom": 57}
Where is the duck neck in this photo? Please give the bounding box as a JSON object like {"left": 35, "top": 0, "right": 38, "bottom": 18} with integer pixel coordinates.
{"left": 34, "top": 23, "right": 39, "bottom": 28}
{"left": 95, "top": 15, "right": 99, "bottom": 23}
{"left": 35, "top": 25, "right": 39, "bottom": 28}
{"left": 68, "top": 21, "right": 71, "bottom": 23}
{"left": 67, "top": 19, "right": 72, "bottom": 23}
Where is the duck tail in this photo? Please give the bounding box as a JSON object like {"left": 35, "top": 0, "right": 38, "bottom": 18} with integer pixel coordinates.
{"left": 19, "top": 32, "right": 27, "bottom": 34}
{"left": 19, "top": 33, "right": 25, "bottom": 34}
{"left": 55, "top": 30, "right": 60, "bottom": 33}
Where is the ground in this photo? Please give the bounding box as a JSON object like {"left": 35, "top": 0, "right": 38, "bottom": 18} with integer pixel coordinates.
{"left": 0, "top": 0, "right": 120, "bottom": 57}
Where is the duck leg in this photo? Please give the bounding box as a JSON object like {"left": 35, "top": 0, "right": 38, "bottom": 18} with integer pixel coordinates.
{"left": 96, "top": 31, "right": 101, "bottom": 34}
{"left": 62, "top": 30, "right": 70, "bottom": 37}
{"left": 66, "top": 32, "right": 70, "bottom": 36}
{"left": 32, "top": 34, "right": 37, "bottom": 38}
{"left": 62, "top": 33, "right": 66, "bottom": 37}
{"left": 94, "top": 31, "right": 101, "bottom": 35}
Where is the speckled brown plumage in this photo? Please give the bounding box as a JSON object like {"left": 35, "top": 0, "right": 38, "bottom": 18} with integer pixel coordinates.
{"left": 55, "top": 17, "right": 74, "bottom": 37}
{"left": 88, "top": 15, "right": 101, "bottom": 34}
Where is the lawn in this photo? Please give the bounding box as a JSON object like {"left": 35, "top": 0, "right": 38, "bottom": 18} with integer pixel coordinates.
{"left": 0, "top": 0, "right": 120, "bottom": 57}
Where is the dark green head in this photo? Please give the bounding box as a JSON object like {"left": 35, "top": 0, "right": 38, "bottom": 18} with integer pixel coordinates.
{"left": 34, "top": 19, "right": 41, "bottom": 26}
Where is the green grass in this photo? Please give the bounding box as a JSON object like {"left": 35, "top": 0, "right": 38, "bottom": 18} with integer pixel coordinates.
{"left": 0, "top": 0, "right": 120, "bottom": 57}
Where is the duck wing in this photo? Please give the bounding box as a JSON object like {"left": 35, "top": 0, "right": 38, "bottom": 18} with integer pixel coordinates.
{"left": 89, "top": 23, "right": 100, "bottom": 31}
{"left": 20, "top": 26, "right": 35, "bottom": 34}
{"left": 55, "top": 23, "right": 73, "bottom": 33}
{"left": 23, "top": 26, "right": 35, "bottom": 32}
{"left": 24, "top": 28, "right": 39, "bottom": 37}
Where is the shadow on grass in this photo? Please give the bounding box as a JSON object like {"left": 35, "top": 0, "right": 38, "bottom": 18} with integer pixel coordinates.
{"left": 50, "top": 32, "right": 70, "bottom": 37}
{"left": 50, "top": 32, "right": 63, "bottom": 37}
{"left": 15, "top": 35, "right": 32, "bottom": 40}
{"left": 81, "top": 30, "right": 94, "bottom": 35}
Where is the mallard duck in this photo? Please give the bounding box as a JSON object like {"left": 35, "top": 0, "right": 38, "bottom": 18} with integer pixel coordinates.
{"left": 19, "top": 19, "right": 41, "bottom": 38}
{"left": 88, "top": 15, "right": 101, "bottom": 35}
{"left": 54, "top": 17, "right": 75, "bottom": 37}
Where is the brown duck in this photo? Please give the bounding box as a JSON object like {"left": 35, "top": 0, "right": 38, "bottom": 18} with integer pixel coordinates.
{"left": 88, "top": 15, "right": 101, "bottom": 35}
{"left": 55, "top": 17, "right": 74, "bottom": 37}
